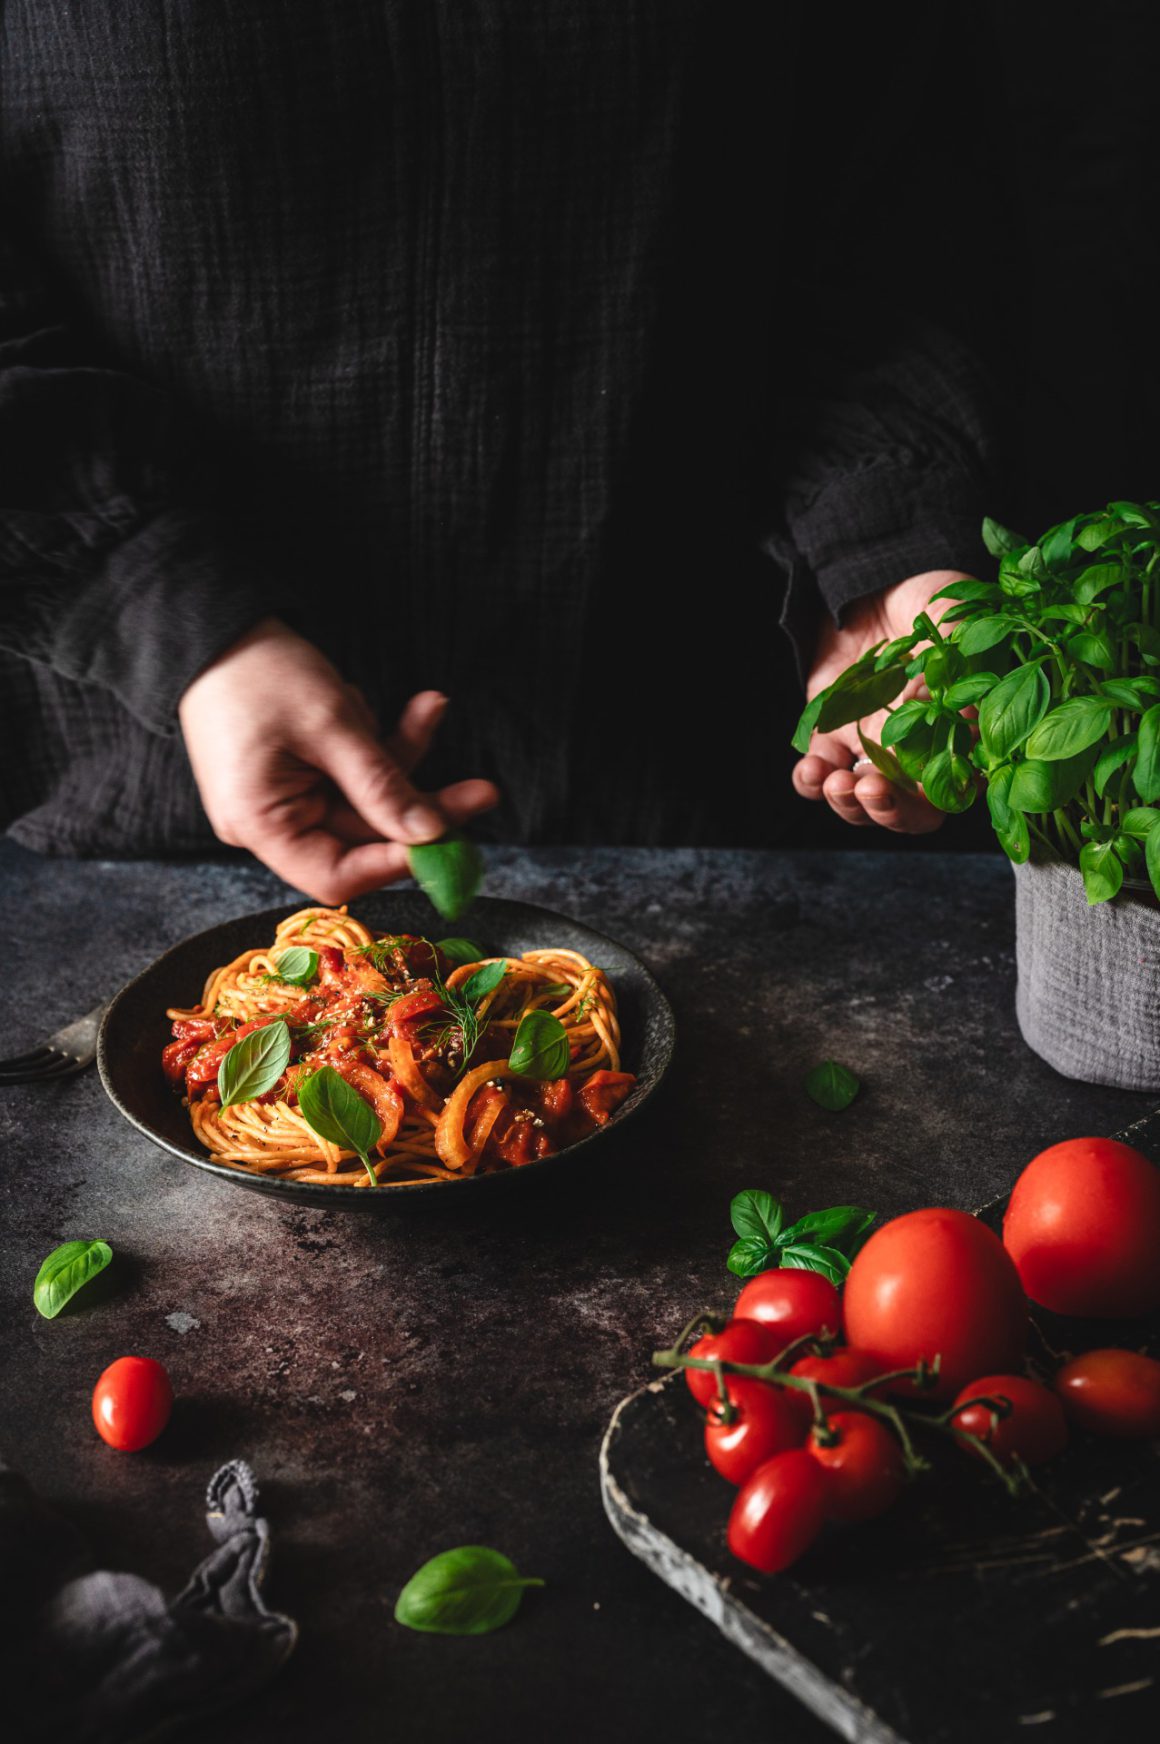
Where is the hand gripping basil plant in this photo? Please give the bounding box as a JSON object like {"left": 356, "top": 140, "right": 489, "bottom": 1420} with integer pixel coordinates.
{"left": 794, "top": 499, "right": 1160, "bottom": 1092}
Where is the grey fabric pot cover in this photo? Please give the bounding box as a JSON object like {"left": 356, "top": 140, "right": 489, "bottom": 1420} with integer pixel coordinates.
{"left": 1014, "top": 858, "right": 1160, "bottom": 1090}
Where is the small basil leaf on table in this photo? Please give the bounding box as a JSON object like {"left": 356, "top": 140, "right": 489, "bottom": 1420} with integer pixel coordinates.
{"left": 779, "top": 1206, "right": 875, "bottom": 1256}
{"left": 270, "top": 946, "right": 318, "bottom": 986}
{"left": 436, "top": 937, "right": 487, "bottom": 966}
{"left": 508, "top": 1009, "right": 570, "bottom": 1079}
{"left": 33, "top": 1239, "right": 113, "bottom": 1319}
{"left": 297, "top": 1064, "right": 383, "bottom": 1187}
{"left": 727, "top": 1236, "right": 778, "bottom": 1279}
{"left": 730, "top": 1189, "right": 783, "bottom": 1248}
{"left": 460, "top": 959, "right": 507, "bottom": 1003}
{"left": 394, "top": 1546, "right": 544, "bottom": 1635}
{"left": 407, "top": 836, "right": 484, "bottom": 922}
{"left": 804, "top": 1060, "right": 860, "bottom": 1111}
{"left": 218, "top": 1019, "right": 292, "bottom": 1109}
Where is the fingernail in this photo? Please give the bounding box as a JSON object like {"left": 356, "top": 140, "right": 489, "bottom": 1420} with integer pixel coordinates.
{"left": 403, "top": 803, "right": 444, "bottom": 841}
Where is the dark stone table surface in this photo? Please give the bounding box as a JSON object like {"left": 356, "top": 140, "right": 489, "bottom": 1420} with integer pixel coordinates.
{"left": 0, "top": 839, "right": 1152, "bottom": 1744}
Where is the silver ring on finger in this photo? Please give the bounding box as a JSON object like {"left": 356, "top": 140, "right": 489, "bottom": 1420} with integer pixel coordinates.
{"left": 850, "top": 756, "right": 875, "bottom": 773}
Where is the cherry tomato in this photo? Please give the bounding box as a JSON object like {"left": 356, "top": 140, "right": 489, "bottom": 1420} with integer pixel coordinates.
{"left": 950, "top": 1374, "right": 1067, "bottom": 1467}
{"left": 685, "top": 1318, "right": 781, "bottom": 1408}
{"left": 806, "top": 1411, "right": 907, "bottom": 1522}
{"left": 92, "top": 1356, "right": 173, "bottom": 1452}
{"left": 790, "top": 1347, "right": 888, "bottom": 1397}
{"left": 732, "top": 1269, "right": 842, "bottom": 1355}
{"left": 843, "top": 1208, "right": 1026, "bottom": 1399}
{"left": 1053, "top": 1348, "right": 1160, "bottom": 1438}
{"left": 704, "top": 1378, "right": 807, "bottom": 1485}
{"left": 727, "top": 1448, "right": 829, "bottom": 1574}
{"left": 1003, "top": 1138, "right": 1160, "bottom": 1318}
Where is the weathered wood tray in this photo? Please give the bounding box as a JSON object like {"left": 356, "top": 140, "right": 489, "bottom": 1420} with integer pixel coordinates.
{"left": 600, "top": 1112, "right": 1160, "bottom": 1743}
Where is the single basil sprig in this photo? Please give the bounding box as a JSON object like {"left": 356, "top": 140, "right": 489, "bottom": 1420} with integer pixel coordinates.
{"left": 436, "top": 936, "right": 487, "bottom": 966}
{"left": 33, "top": 1239, "right": 113, "bottom": 1319}
{"left": 394, "top": 1546, "right": 544, "bottom": 1635}
{"left": 508, "top": 1009, "right": 570, "bottom": 1079}
{"left": 726, "top": 1190, "right": 875, "bottom": 1284}
{"left": 218, "top": 1019, "right": 292, "bottom": 1108}
{"left": 408, "top": 836, "right": 484, "bottom": 922}
{"left": 266, "top": 946, "right": 319, "bottom": 987}
{"left": 804, "top": 1060, "right": 860, "bottom": 1111}
{"left": 297, "top": 1065, "right": 383, "bottom": 1187}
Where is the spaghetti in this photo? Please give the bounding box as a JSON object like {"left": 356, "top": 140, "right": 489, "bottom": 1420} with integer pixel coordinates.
{"left": 162, "top": 907, "right": 634, "bottom": 1187}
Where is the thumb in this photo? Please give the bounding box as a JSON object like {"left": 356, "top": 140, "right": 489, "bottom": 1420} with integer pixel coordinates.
{"left": 318, "top": 722, "right": 446, "bottom": 845}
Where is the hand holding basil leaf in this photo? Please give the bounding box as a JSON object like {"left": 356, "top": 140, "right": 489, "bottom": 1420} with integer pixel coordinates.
{"left": 508, "top": 1009, "right": 570, "bottom": 1079}
{"left": 408, "top": 836, "right": 483, "bottom": 922}
{"left": 218, "top": 1019, "right": 292, "bottom": 1108}
{"left": 297, "top": 1064, "right": 382, "bottom": 1187}
{"left": 394, "top": 1546, "right": 544, "bottom": 1635}
{"left": 726, "top": 1191, "right": 875, "bottom": 1283}
{"left": 33, "top": 1239, "right": 113, "bottom": 1319}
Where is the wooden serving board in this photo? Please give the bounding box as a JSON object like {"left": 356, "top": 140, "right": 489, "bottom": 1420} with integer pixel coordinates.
{"left": 600, "top": 1112, "right": 1160, "bottom": 1743}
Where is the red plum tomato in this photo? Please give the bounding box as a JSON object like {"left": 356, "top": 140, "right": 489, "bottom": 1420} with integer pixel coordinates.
{"left": 705, "top": 1378, "right": 807, "bottom": 1486}
{"left": 92, "top": 1356, "right": 173, "bottom": 1452}
{"left": 951, "top": 1374, "right": 1067, "bottom": 1467}
{"left": 732, "top": 1269, "right": 842, "bottom": 1354}
{"left": 806, "top": 1411, "right": 907, "bottom": 1522}
{"left": 684, "top": 1318, "right": 781, "bottom": 1408}
{"left": 1054, "top": 1349, "right": 1160, "bottom": 1439}
{"left": 727, "top": 1448, "right": 829, "bottom": 1574}
{"left": 842, "top": 1208, "right": 1027, "bottom": 1399}
{"left": 1003, "top": 1138, "right": 1160, "bottom": 1318}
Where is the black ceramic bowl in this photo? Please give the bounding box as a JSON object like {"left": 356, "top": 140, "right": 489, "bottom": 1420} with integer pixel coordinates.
{"left": 98, "top": 893, "right": 674, "bottom": 1208}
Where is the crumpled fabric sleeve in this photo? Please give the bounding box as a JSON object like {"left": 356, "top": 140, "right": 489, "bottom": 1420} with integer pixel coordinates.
{"left": 0, "top": 219, "right": 270, "bottom": 735}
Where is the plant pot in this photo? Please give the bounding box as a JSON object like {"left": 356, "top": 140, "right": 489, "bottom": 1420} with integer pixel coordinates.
{"left": 1013, "top": 859, "right": 1160, "bottom": 1091}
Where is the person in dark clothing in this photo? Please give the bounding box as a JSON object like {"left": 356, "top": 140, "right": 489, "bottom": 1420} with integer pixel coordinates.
{"left": 0, "top": 3, "right": 1003, "bottom": 898}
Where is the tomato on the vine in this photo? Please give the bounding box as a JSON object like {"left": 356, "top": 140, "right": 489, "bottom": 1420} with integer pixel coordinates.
{"left": 842, "top": 1208, "right": 1027, "bottom": 1398}
{"left": 1054, "top": 1349, "right": 1160, "bottom": 1438}
{"left": 92, "top": 1356, "right": 173, "bottom": 1451}
{"left": 1003, "top": 1138, "right": 1160, "bottom": 1318}
{"left": 684, "top": 1318, "right": 781, "bottom": 1408}
{"left": 704, "top": 1378, "right": 806, "bottom": 1486}
{"left": 732, "top": 1268, "right": 842, "bottom": 1352}
{"left": 727, "top": 1448, "right": 829, "bottom": 1574}
{"left": 950, "top": 1374, "right": 1067, "bottom": 1467}
{"left": 806, "top": 1411, "right": 906, "bottom": 1522}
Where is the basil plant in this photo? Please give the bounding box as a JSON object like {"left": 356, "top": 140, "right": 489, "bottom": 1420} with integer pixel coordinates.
{"left": 793, "top": 501, "right": 1160, "bottom": 905}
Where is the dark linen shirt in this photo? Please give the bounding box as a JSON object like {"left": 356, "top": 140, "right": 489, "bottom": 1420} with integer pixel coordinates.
{"left": 0, "top": 2, "right": 995, "bottom": 855}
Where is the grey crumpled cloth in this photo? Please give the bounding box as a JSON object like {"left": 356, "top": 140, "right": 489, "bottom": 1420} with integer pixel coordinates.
{"left": 2, "top": 1458, "right": 296, "bottom": 1743}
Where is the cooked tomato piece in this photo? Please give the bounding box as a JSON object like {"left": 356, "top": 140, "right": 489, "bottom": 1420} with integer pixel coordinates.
{"left": 184, "top": 1014, "right": 281, "bottom": 1098}
{"left": 162, "top": 1039, "right": 201, "bottom": 1086}
{"left": 169, "top": 1017, "right": 221, "bottom": 1043}
{"left": 576, "top": 1069, "right": 635, "bottom": 1127}
{"left": 536, "top": 1078, "right": 574, "bottom": 1128}
{"left": 388, "top": 989, "right": 445, "bottom": 1032}
{"left": 493, "top": 1112, "right": 554, "bottom": 1167}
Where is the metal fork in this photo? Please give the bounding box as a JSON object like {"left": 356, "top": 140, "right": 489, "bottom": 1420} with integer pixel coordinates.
{"left": 0, "top": 1003, "right": 107, "bottom": 1086}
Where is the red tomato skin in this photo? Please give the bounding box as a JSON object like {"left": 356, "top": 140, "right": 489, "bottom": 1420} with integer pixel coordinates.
{"left": 1003, "top": 1139, "right": 1160, "bottom": 1318}
{"left": 843, "top": 1209, "right": 1027, "bottom": 1400}
{"left": 1054, "top": 1349, "right": 1160, "bottom": 1438}
{"left": 705, "top": 1378, "right": 807, "bottom": 1485}
{"left": 92, "top": 1356, "right": 174, "bottom": 1452}
{"left": 790, "top": 1348, "right": 888, "bottom": 1398}
{"left": 951, "top": 1374, "right": 1068, "bottom": 1466}
{"left": 732, "top": 1270, "right": 843, "bottom": 1354}
{"left": 727, "top": 1449, "right": 829, "bottom": 1574}
{"left": 685, "top": 1319, "right": 781, "bottom": 1408}
{"left": 806, "top": 1411, "right": 907, "bottom": 1523}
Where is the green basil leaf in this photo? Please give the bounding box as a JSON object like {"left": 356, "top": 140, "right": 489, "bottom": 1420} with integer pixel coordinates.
{"left": 394, "top": 1546, "right": 543, "bottom": 1636}
{"left": 998, "top": 553, "right": 1042, "bottom": 598}
{"left": 1134, "top": 705, "right": 1160, "bottom": 803}
{"left": 408, "top": 836, "right": 484, "bottom": 923}
{"left": 297, "top": 1064, "right": 382, "bottom": 1186}
{"left": 271, "top": 946, "right": 319, "bottom": 987}
{"left": 1120, "top": 807, "right": 1160, "bottom": 839}
{"left": 1099, "top": 678, "right": 1160, "bottom": 709}
{"left": 1024, "top": 698, "right": 1113, "bottom": 762}
{"left": 1128, "top": 623, "right": 1160, "bottom": 665}
{"left": 1008, "top": 748, "right": 1096, "bottom": 812}
{"left": 1038, "top": 603, "right": 1091, "bottom": 625}
{"left": 726, "top": 1237, "right": 776, "bottom": 1279}
{"left": 981, "top": 516, "right": 1026, "bottom": 558}
{"left": 508, "top": 1009, "right": 570, "bottom": 1080}
{"left": 873, "top": 633, "right": 922, "bottom": 670}
{"left": 436, "top": 937, "right": 487, "bottom": 966}
{"left": 893, "top": 720, "right": 935, "bottom": 781}
{"left": 930, "top": 577, "right": 1000, "bottom": 604}
{"left": 1076, "top": 516, "right": 1118, "bottom": 551}
{"left": 32, "top": 1239, "right": 113, "bottom": 1320}
{"left": 1147, "top": 823, "right": 1160, "bottom": 902}
{"left": 778, "top": 1206, "right": 875, "bottom": 1256}
{"left": 730, "top": 1189, "right": 784, "bottom": 1246}
{"left": 804, "top": 1060, "right": 860, "bottom": 1111}
{"left": 921, "top": 748, "right": 976, "bottom": 813}
{"left": 1040, "top": 515, "right": 1078, "bottom": 568}
{"left": 1079, "top": 840, "right": 1124, "bottom": 906}
{"left": 855, "top": 726, "right": 916, "bottom": 791}
{"left": 1017, "top": 545, "right": 1048, "bottom": 581}
{"left": 218, "top": 1019, "right": 292, "bottom": 1109}
{"left": 814, "top": 665, "right": 908, "bottom": 734}
{"left": 1108, "top": 500, "right": 1156, "bottom": 529}
{"left": 778, "top": 1244, "right": 852, "bottom": 1288}
{"left": 956, "top": 614, "right": 1020, "bottom": 656}
{"left": 1094, "top": 733, "right": 1138, "bottom": 798}
{"left": 460, "top": 959, "right": 507, "bottom": 1004}
{"left": 943, "top": 674, "right": 998, "bottom": 709}
{"left": 1074, "top": 562, "right": 1124, "bottom": 605}
{"left": 1066, "top": 630, "right": 1116, "bottom": 671}
{"left": 977, "top": 662, "right": 1050, "bottom": 760}
{"left": 790, "top": 690, "right": 826, "bottom": 755}
{"left": 879, "top": 698, "right": 928, "bottom": 748}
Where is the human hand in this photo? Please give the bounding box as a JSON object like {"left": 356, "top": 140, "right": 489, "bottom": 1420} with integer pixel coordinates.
{"left": 179, "top": 617, "right": 499, "bottom": 901}
{"left": 791, "top": 571, "right": 972, "bottom": 832}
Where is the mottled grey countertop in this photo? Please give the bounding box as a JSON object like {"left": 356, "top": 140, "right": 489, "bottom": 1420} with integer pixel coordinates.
{"left": 0, "top": 840, "right": 1150, "bottom": 1744}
